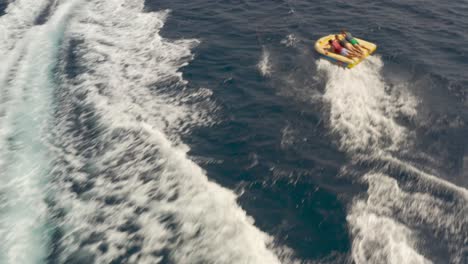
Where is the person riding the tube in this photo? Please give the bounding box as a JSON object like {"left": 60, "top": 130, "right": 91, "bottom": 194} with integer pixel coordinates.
{"left": 326, "top": 39, "right": 358, "bottom": 59}
{"left": 341, "top": 30, "right": 371, "bottom": 53}
{"left": 335, "top": 35, "right": 363, "bottom": 57}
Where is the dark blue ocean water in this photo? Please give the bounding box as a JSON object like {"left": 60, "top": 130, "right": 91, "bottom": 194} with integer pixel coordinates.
{"left": 0, "top": 0, "right": 467, "bottom": 263}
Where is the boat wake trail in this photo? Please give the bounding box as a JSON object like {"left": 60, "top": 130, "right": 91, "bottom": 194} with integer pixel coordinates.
{"left": 0, "top": 0, "right": 80, "bottom": 263}
{"left": 46, "top": 0, "right": 282, "bottom": 263}
{"left": 317, "top": 58, "right": 468, "bottom": 264}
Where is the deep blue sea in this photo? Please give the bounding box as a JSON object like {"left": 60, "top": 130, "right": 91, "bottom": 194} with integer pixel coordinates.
{"left": 0, "top": 0, "right": 467, "bottom": 263}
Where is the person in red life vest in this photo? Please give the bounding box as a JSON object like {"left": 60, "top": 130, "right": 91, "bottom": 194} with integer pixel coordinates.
{"left": 325, "top": 39, "right": 360, "bottom": 59}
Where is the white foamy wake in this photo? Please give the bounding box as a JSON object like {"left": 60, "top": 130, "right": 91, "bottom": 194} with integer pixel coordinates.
{"left": 348, "top": 173, "right": 432, "bottom": 264}
{"left": 258, "top": 46, "right": 272, "bottom": 77}
{"left": 0, "top": 0, "right": 81, "bottom": 263}
{"left": 317, "top": 57, "right": 468, "bottom": 263}
{"left": 318, "top": 57, "right": 417, "bottom": 155}
{"left": 349, "top": 172, "right": 468, "bottom": 264}
{"left": 0, "top": 0, "right": 56, "bottom": 87}
{"left": 0, "top": 0, "right": 52, "bottom": 50}
{"left": 48, "top": 1, "right": 282, "bottom": 263}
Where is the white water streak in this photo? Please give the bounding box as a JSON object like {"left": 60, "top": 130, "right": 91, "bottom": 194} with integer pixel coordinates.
{"left": 0, "top": 0, "right": 81, "bottom": 263}
{"left": 258, "top": 46, "right": 272, "bottom": 77}
{"left": 317, "top": 57, "right": 431, "bottom": 263}
{"left": 319, "top": 57, "right": 468, "bottom": 263}
{"left": 348, "top": 173, "right": 432, "bottom": 264}
{"left": 318, "top": 57, "right": 417, "bottom": 154}
{"left": 50, "top": 1, "right": 282, "bottom": 263}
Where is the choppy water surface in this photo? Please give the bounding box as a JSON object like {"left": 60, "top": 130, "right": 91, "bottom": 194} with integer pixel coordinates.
{"left": 0, "top": 0, "right": 467, "bottom": 263}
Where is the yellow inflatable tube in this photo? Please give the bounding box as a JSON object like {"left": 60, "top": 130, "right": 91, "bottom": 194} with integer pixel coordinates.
{"left": 314, "top": 34, "right": 377, "bottom": 69}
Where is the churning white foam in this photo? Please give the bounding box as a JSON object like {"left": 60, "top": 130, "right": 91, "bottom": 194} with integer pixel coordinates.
{"left": 348, "top": 173, "right": 431, "bottom": 264}
{"left": 317, "top": 57, "right": 468, "bottom": 263}
{"left": 0, "top": 0, "right": 52, "bottom": 49}
{"left": 351, "top": 172, "right": 468, "bottom": 264}
{"left": 0, "top": 0, "right": 80, "bottom": 263}
{"left": 49, "top": 1, "right": 282, "bottom": 263}
{"left": 317, "top": 56, "right": 417, "bottom": 155}
{"left": 258, "top": 46, "right": 272, "bottom": 77}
